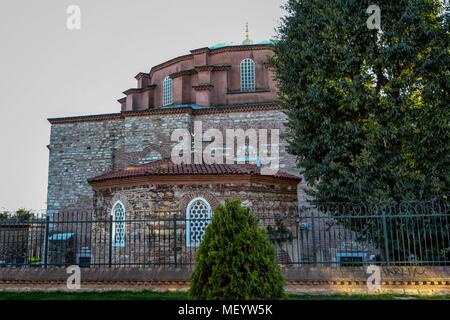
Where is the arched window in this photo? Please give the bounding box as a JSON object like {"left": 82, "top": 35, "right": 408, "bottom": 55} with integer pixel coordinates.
{"left": 186, "top": 197, "right": 212, "bottom": 247}
{"left": 111, "top": 201, "right": 126, "bottom": 247}
{"left": 240, "top": 58, "right": 256, "bottom": 92}
{"left": 163, "top": 76, "right": 173, "bottom": 106}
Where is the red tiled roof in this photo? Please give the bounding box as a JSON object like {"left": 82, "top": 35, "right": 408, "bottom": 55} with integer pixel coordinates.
{"left": 88, "top": 158, "right": 300, "bottom": 184}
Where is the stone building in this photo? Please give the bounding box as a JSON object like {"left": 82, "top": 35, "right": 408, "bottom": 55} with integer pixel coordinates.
{"left": 46, "top": 37, "right": 304, "bottom": 265}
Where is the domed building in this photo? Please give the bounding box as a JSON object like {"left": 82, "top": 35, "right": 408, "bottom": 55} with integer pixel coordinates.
{"left": 46, "top": 34, "right": 302, "bottom": 265}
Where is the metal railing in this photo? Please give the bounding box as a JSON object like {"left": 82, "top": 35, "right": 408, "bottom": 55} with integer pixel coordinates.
{"left": 0, "top": 200, "right": 448, "bottom": 268}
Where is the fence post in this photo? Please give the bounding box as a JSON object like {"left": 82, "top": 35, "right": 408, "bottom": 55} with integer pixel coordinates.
{"left": 381, "top": 207, "right": 390, "bottom": 265}
{"left": 173, "top": 215, "right": 178, "bottom": 267}
{"left": 311, "top": 210, "right": 318, "bottom": 265}
{"left": 43, "top": 216, "right": 50, "bottom": 268}
{"left": 108, "top": 215, "right": 113, "bottom": 268}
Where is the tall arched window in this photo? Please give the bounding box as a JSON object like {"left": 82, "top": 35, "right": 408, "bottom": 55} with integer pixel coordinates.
{"left": 240, "top": 58, "right": 256, "bottom": 92}
{"left": 163, "top": 76, "right": 173, "bottom": 106}
{"left": 111, "top": 201, "right": 126, "bottom": 247}
{"left": 186, "top": 197, "right": 212, "bottom": 247}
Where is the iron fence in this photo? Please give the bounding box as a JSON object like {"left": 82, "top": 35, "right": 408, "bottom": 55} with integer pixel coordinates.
{"left": 0, "top": 200, "right": 448, "bottom": 268}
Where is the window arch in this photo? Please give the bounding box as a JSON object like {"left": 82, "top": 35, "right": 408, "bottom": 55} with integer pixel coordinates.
{"left": 163, "top": 76, "right": 173, "bottom": 106}
{"left": 186, "top": 197, "right": 212, "bottom": 247}
{"left": 111, "top": 201, "right": 126, "bottom": 247}
{"left": 240, "top": 58, "right": 256, "bottom": 92}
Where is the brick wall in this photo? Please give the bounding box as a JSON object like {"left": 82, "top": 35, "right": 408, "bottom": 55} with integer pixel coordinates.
{"left": 47, "top": 119, "right": 123, "bottom": 218}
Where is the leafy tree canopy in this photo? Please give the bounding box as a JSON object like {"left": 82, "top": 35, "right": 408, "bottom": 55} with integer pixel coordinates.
{"left": 0, "top": 208, "right": 34, "bottom": 221}
{"left": 273, "top": 0, "right": 449, "bottom": 202}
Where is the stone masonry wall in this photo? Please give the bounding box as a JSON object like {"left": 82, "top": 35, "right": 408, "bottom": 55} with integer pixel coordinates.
{"left": 47, "top": 109, "right": 299, "bottom": 219}
{"left": 193, "top": 110, "right": 298, "bottom": 175}
{"left": 120, "top": 113, "right": 192, "bottom": 165}
{"left": 47, "top": 114, "right": 192, "bottom": 219}
{"left": 90, "top": 182, "right": 298, "bottom": 266}
{"left": 46, "top": 119, "right": 123, "bottom": 218}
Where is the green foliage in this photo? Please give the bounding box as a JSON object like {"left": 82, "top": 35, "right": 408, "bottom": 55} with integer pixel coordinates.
{"left": 189, "top": 199, "right": 285, "bottom": 300}
{"left": 0, "top": 212, "right": 8, "bottom": 220}
{"left": 0, "top": 208, "right": 34, "bottom": 221}
{"left": 272, "top": 0, "right": 449, "bottom": 203}
{"left": 28, "top": 257, "right": 41, "bottom": 264}
{"left": 15, "top": 208, "right": 34, "bottom": 222}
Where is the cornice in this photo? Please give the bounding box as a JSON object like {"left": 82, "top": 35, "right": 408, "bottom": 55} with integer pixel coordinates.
{"left": 190, "top": 47, "right": 210, "bottom": 55}
{"left": 192, "top": 83, "right": 214, "bottom": 91}
{"left": 122, "top": 85, "right": 157, "bottom": 95}
{"left": 170, "top": 69, "right": 196, "bottom": 79}
{"left": 135, "top": 73, "right": 150, "bottom": 80}
{"left": 122, "top": 88, "right": 142, "bottom": 95}
{"left": 208, "top": 44, "right": 274, "bottom": 55}
{"left": 194, "top": 65, "right": 214, "bottom": 72}
{"left": 48, "top": 102, "right": 281, "bottom": 124}
{"left": 170, "top": 65, "right": 232, "bottom": 79}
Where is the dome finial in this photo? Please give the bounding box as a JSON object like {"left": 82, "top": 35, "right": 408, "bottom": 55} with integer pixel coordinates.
{"left": 242, "top": 22, "right": 253, "bottom": 45}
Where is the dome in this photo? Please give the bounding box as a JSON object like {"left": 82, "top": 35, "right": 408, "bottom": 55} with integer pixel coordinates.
{"left": 209, "top": 42, "right": 235, "bottom": 49}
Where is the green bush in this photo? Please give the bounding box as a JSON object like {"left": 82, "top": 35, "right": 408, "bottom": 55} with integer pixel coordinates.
{"left": 0, "top": 209, "right": 34, "bottom": 222}
{"left": 28, "top": 257, "right": 41, "bottom": 264}
{"left": 189, "top": 199, "right": 285, "bottom": 300}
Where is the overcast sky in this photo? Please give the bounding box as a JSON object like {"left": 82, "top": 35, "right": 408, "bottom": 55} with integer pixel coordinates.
{"left": 0, "top": 0, "right": 286, "bottom": 211}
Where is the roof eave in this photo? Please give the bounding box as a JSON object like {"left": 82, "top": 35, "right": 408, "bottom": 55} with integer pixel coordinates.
{"left": 88, "top": 173, "right": 300, "bottom": 189}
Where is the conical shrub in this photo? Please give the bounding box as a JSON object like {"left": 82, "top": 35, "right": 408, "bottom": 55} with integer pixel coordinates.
{"left": 189, "top": 199, "right": 285, "bottom": 300}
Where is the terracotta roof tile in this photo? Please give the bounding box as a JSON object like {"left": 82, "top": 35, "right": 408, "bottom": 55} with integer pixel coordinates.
{"left": 88, "top": 158, "right": 300, "bottom": 184}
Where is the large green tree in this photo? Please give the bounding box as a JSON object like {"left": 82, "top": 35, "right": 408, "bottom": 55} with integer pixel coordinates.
{"left": 273, "top": 0, "right": 449, "bottom": 203}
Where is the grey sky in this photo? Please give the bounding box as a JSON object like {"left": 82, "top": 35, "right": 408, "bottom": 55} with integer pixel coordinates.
{"left": 0, "top": 0, "right": 286, "bottom": 211}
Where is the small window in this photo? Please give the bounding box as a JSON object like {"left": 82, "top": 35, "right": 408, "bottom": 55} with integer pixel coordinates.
{"left": 163, "top": 76, "right": 173, "bottom": 106}
{"left": 240, "top": 58, "right": 256, "bottom": 92}
{"left": 186, "top": 197, "right": 212, "bottom": 247}
{"left": 111, "top": 201, "right": 126, "bottom": 247}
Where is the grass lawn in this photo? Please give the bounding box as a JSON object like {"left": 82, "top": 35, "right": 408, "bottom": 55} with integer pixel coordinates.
{"left": 0, "top": 291, "right": 448, "bottom": 300}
